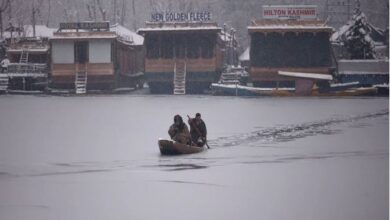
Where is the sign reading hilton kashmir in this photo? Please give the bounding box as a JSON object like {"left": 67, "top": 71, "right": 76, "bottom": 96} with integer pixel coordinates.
{"left": 262, "top": 5, "right": 317, "bottom": 20}
{"left": 151, "top": 11, "right": 212, "bottom": 22}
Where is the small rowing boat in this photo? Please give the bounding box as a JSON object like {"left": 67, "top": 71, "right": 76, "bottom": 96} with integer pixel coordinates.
{"left": 158, "top": 139, "right": 205, "bottom": 155}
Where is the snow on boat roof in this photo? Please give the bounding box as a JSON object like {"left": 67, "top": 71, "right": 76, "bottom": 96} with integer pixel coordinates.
{"left": 110, "top": 23, "right": 144, "bottom": 45}
{"left": 248, "top": 20, "right": 333, "bottom": 33}
{"left": 239, "top": 47, "right": 250, "bottom": 61}
{"left": 278, "top": 71, "right": 333, "bottom": 80}
{"left": 211, "top": 83, "right": 295, "bottom": 91}
{"left": 7, "top": 48, "right": 49, "bottom": 53}
{"left": 50, "top": 31, "right": 117, "bottom": 40}
{"left": 138, "top": 22, "right": 221, "bottom": 34}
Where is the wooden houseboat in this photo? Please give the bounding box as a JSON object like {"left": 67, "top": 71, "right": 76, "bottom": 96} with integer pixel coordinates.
{"left": 138, "top": 21, "right": 225, "bottom": 94}
{"left": 248, "top": 6, "right": 334, "bottom": 95}
{"left": 6, "top": 38, "right": 50, "bottom": 90}
{"left": 50, "top": 22, "right": 144, "bottom": 93}
{"left": 3, "top": 25, "right": 55, "bottom": 91}
{"left": 110, "top": 24, "right": 145, "bottom": 89}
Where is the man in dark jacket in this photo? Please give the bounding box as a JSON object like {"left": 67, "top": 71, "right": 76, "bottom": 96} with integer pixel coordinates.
{"left": 168, "top": 115, "right": 191, "bottom": 145}
{"left": 188, "top": 113, "right": 207, "bottom": 147}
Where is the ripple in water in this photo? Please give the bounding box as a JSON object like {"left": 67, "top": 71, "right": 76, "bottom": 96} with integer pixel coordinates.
{"left": 209, "top": 110, "right": 389, "bottom": 147}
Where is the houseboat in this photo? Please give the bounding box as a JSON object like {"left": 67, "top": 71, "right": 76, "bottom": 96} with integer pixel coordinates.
{"left": 6, "top": 38, "right": 50, "bottom": 91}
{"left": 138, "top": 13, "right": 225, "bottom": 94}
{"left": 248, "top": 5, "right": 334, "bottom": 95}
{"left": 50, "top": 22, "right": 144, "bottom": 94}
{"left": 2, "top": 25, "right": 55, "bottom": 91}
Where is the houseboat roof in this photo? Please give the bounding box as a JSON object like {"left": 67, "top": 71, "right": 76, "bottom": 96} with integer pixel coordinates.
{"left": 137, "top": 22, "right": 222, "bottom": 34}
{"left": 7, "top": 47, "right": 49, "bottom": 53}
{"left": 50, "top": 31, "right": 117, "bottom": 40}
{"left": 248, "top": 20, "right": 334, "bottom": 33}
{"left": 110, "top": 23, "right": 144, "bottom": 46}
{"left": 6, "top": 38, "right": 50, "bottom": 53}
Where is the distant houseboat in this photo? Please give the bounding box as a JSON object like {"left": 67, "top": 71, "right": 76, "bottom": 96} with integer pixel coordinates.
{"left": 3, "top": 25, "right": 55, "bottom": 91}
{"left": 138, "top": 21, "right": 225, "bottom": 94}
{"left": 248, "top": 5, "right": 334, "bottom": 95}
{"left": 50, "top": 22, "right": 144, "bottom": 93}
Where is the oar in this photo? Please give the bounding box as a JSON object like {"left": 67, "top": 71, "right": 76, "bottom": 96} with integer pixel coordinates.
{"left": 187, "top": 115, "right": 210, "bottom": 149}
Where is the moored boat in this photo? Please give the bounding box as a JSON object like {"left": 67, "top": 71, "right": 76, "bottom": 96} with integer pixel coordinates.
{"left": 158, "top": 139, "right": 205, "bottom": 155}
{"left": 211, "top": 83, "right": 295, "bottom": 96}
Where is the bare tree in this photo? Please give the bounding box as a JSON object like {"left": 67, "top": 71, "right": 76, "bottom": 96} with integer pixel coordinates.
{"left": 120, "top": 0, "right": 126, "bottom": 25}
{"left": 46, "top": 0, "right": 51, "bottom": 26}
{"left": 31, "top": 0, "right": 44, "bottom": 37}
{"left": 96, "top": 0, "right": 106, "bottom": 21}
{"left": 112, "top": 0, "right": 117, "bottom": 24}
{"left": 132, "top": 0, "right": 137, "bottom": 29}
{"left": 0, "top": 0, "right": 10, "bottom": 38}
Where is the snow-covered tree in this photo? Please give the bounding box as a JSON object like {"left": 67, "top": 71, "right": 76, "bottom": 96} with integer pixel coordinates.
{"left": 340, "top": 2, "right": 376, "bottom": 59}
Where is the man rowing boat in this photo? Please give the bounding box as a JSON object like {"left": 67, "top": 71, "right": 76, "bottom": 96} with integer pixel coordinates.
{"left": 188, "top": 113, "right": 207, "bottom": 147}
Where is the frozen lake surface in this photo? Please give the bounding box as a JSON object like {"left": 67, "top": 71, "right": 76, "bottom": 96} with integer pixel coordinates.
{"left": 0, "top": 95, "right": 388, "bottom": 220}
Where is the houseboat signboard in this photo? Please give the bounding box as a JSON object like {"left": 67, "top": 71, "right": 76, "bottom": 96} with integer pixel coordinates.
{"left": 151, "top": 11, "right": 212, "bottom": 22}
{"left": 262, "top": 5, "right": 317, "bottom": 20}
{"left": 59, "top": 22, "right": 110, "bottom": 31}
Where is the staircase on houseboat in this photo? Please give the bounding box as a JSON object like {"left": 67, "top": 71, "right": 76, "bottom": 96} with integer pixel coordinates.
{"left": 0, "top": 74, "right": 9, "bottom": 92}
{"left": 173, "top": 60, "right": 186, "bottom": 95}
{"left": 75, "top": 66, "right": 87, "bottom": 94}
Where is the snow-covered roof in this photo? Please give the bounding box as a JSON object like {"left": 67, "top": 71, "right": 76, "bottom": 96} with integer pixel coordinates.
{"left": 330, "top": 23, "right": 351, "bottom": 42}
{"left": 2, "top": 25, "right": 56, "bottom": 39}
{"left": 138, "top": 22, "right": 221, "bottom": 34}
{"left": 7, "top": 47, "right": 49, "bottom": 53}
{"left": 239, "top": 47, "right": 250, "bottom": 61}
{"left": 110, "top": 23, "right": 144, "bottom": 46}
{"left": 50, "top": 31, "right": 117, "bottom": 40}
{"left": 248, "top": 20, "right": 333, "bottom": 33}
{"left": 331, "top": 13, "right": 386, "bottom": 43}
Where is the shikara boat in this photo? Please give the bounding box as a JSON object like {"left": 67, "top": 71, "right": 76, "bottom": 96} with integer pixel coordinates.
{"left": 158, "top": 139, "right": 205, "bottom": 155}
{"left": 210, "top": 83, "right": 295, "bottom": 96}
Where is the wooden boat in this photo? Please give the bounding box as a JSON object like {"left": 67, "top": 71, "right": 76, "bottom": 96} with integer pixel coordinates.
{"left": 158, "top": 139, "right": 205, "bottom": 155}
{"left": 211, "top": 83, "right": 295, "bottom": 96}
{"left": 312, "top": 86, "right": 378, "bottom": 96}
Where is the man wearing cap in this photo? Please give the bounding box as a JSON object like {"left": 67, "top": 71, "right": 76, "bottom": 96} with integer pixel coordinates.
{"left": 188, "top": 113, "right": 207, "bottom": 147}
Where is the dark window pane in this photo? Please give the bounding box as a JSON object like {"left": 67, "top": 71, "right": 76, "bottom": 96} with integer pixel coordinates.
{"left": 146, "top": 35, "right": 160, "bottom": 59}
{"left": 75, "top": 41, "right": 88, "bottom": 63}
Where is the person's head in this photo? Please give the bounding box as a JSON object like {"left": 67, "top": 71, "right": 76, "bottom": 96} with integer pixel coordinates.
{"left": 195, "top": 113, "right": 201, "bottom": 120}
{"left": 174, "top": 114, "right": 183, "bottom": 126}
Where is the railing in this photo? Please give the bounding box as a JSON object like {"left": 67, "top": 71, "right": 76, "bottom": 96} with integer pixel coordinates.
{"left": 6, "top": 63, "right": 48, "bottom": 77}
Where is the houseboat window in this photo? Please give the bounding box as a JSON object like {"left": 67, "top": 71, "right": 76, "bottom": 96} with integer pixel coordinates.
{"left": 187, "top": 34, "right": 200, "bottom": 59}
{"left": 311, "top": 32, "right": 331, "bottom": 67}
{"left": 146, "top": 35, "right": 160, "bottom": 59}
{"left": 200, "top": 36, "right": 214, "bottom": 59}
{"left": 299, "top": 32, "right": 314, "bottom": 67}
{"left": 282, "top": 32, "right": 298, "bottom": 67}
{"left": 250, "top": 33, "right": 266, "bottom": 66}
{"left": 174, "top": 35, "right": 186, "bottom": 59}
{"left": 74, "top": 41, "right": 88, "bottom": 63}
{"left": 161, "top": 35, "right": 174, "bottom": 59}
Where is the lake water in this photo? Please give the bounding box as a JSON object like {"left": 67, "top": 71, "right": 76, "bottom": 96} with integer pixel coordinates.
{"left": 0, "top": 95, "right": 388, "bottom": 220}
